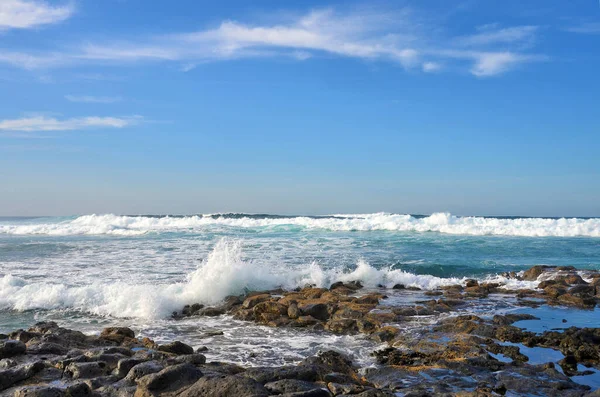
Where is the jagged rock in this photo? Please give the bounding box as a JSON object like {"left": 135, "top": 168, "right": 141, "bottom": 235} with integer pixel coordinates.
{"left": 100, "top": 327, "right": 135, "bottom": 344}
{"left": 156, "top": 341, "right": 194, "bottom": 355}
{"left": 242, "top": 294, "right": 272, "bottom": 309}
{"left": 114, "top": 357, "right": 145, "bottom": 378}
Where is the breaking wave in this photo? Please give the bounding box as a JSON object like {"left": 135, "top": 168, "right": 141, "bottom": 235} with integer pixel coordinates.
{"left": 0, "top": 212, "right": 599, "bottom": 237}
{"left": 0, "top": 239, "right": 535, "bottom": 319}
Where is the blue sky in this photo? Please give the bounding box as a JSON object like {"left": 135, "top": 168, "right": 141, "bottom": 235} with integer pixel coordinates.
{"left": 0, "top": 0, "right": 598, "bottom": 217}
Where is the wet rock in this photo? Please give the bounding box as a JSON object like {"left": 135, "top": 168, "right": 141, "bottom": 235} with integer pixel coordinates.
{"left": 291, "top": 316, "right": 320, "bottom": 327}
{"left": 135, "top": 363, "right": 202, "bottom": 396}
{"left": 356, "top": 295, "right": 381, "bottom": 305}
{"left": 196, "top": 306, "right": 226, "bottom": 316}
{"left": 465, "top": 279, "right": 479, "bottom": 288}
{"left": 369, "top": 327, "right": 399, "bottom": 343}
{"left": 558, "top": 274, "right": 588, "bottom": 285}
{"left": 242, "top": 294, "right": 273, "bottom": 309}
{"left": 325, "top": 319, "right": 357, "bottom": 334}
{"left": 392, "top": 284, "right": 405, "bottom": 290}
{"left": 28, "top": 322, "right": 60, "bottom": 334}
{"left": 178, "top": 374, "right": 269, "bottom": 397}
{"left": 492, "top": 313, "right": 539, "bottom": 325}
{"left": 299, "top": 303, "right": 330, "bottom": 322}
{"left": 0, "top": 339, "right": 26, "bottom": 358}
{"left": 172, "top": 353, "right": 206, "bottom": 365}
{"left": 281, "top": 389, "right": 331, "bottom": 397}
{"left": 327, "top": 382, "right": 365, "bottom": 395}
{"left": 522, "top": 265, "right": 552, "bottom": 281}
{"left": 27, "top": 342, "right": 69, "bottom": 355}
{"left": 156, "top": 340, "right": 194, "bottom": 355}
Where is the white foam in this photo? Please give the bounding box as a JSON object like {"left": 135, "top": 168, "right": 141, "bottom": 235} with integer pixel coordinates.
{"left": 0, "top": 238, "right": 480, "bottom": 319}
{"left": 1, "top": 213, "right": 598, "bottom": 237}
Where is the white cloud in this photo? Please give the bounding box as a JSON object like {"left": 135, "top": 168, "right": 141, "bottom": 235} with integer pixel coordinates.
{"left": 0, "top": 115, "right": 142, "bottom": 132}
{"left": 65, "top": 95, "right": 122, "bottom": 104}
{"left": 0, "top": 7, "right": 546, "bottom": 77}
{"left": 456, "top": 25, "right": 539, "bottom": 47}
{"left": 470, "top": 52, "right": 541, "bottom": 77}
{"left": 0, "top": 0, "right": 74, "bottom": 30}
{"left": 422, "top": 61, "right": 442, "bottom": 72}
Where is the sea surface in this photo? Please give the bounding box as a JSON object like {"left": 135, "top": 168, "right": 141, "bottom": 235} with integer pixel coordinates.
{"left": 1, "top": 212, "right": 599, "bottom": 367}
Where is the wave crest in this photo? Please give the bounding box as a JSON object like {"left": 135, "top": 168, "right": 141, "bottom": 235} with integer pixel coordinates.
{"left": 1, "top": 212, "right": 599, "bottom": 237}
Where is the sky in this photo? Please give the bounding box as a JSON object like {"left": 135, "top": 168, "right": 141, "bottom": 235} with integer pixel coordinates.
{"left": 0, "top": 0, "right": 599, "bottom": 217}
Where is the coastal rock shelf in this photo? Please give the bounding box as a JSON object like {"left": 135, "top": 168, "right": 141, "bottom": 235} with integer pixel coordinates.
{"left": 1, "top": 265, "right": 600, "bottom": 396}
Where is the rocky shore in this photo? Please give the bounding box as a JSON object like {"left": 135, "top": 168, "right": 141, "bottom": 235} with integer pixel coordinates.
{"left": 1, "top": 265, "right": 600, "bottom": 396}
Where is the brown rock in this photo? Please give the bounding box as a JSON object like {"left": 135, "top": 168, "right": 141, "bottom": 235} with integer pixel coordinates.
{"left": 242, "top": 294, "right": 272, "bottom": 309}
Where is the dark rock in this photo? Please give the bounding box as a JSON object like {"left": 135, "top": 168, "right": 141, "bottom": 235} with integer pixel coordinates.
{"left": 172, "top": 353, "right": 206, "bottom": 365}
{"left": 299, "top": 303, "right": 330, "bottom": 322}
{"left": 328, "top": 382, "right": 365, "bottom": 395}
{"left": 392, "top": 284, "right": 405, "bottom": 290}
{"left": 265, "top": 379, "right": 323, "bottom": 394}
{"left": 14, "top": 386, "right": 65, "bottom": 397}
{"left": 179, "top": 374, "right": 269, "bottom": 397}
{"left": 288, "top": 303, "right": 300, "bottom": 319}
{"left": 64, "top": 383, "right": 92, "bottom": 397}
{"left": 244, "top": 366, "right": 319, "bottom": 383}
{"left": 27, "top": 342, "right": 69, "bottom": 355}
{"left": 125, "top": 361, "right": 164, "bottom": 381}
{"left": 281, "top": 389, "right": 332, "bottom": 397}
{"left": 0, "top": 339, "right": 26, "bottom": 358}
{"left": 135, "top": 363, "right": 202, "bottom": 394}
{"left": 325, "top": 319, "right": 357, "bottom": 334}
{"left": 197, "top": 306, "right": 227, "bottom": 316}
{"left": 0, "top": 361, "right": 45, "bottom": 391}
{"left": 28, "top": 322, "right": 60, "bottom": 334}
{"left": 114, "top": 357, "right": 145, "bottom": 378}
{"left": 64, "top": 361, "right": 110, "bottom": 379}
{"left": 157, "top": 340, "right": 194, "bottom": 355}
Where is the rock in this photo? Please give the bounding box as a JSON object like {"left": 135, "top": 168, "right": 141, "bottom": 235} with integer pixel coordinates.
{"left": 369, "top": 326, "right": 399, "bottom": 343}
{"left": 0, "top": 361, "right": 44, "bottom": 391}
{"left": 27, "top": 342, "right": 69, "bottom": 355}
{"left": 0, "top": 340, "right": 26, "bottom": 359}
{"left": 156, "top": 341, "right": 194, "bottom": 355}
{"left": 196, "top": 306, "right": 226, "bottom": 316}
{"left": 178, "top": 375, "right": 269, "bottom": 397}
{"left": 522, "top": 265, "right": 552, "bottom": 281}
{"left": 265, "top": 379, "right": 323, "bottom": 394}
{"left": 465, "top": 279, "right": 479, "bottom": 288}
{"left": 325, "top": 319, "right": 357, "bottom": 334}
{"left": 242, "top": 294, "right": 271, "bottom": 309}
{"left": 299, "top": 303, "right": 330, "bottom": 322}
{"left": 244, "top": 366, "right": 319, "bottom": 383}
{"left": 64, "top": 361, "right": 110, "bottom": 379}
{"left": 492, "top": 314, "right": 539, "bottom": 325}
{"left": 288, "top": 303, "right": 300, "bottom": 319}
{"left": 559, "top": 274, "right": 588, "bottom": 285}
{"left": 100, "top": 327, "right": 135, "bottom": 344}
{"left": 14, "top": 386, "right": 65, "bottom": 397}
{"left": 392, "top": 284, "right": 405, "bottom": 290}
{"left": 114, "top": 357, "right": 145, "bottom": 378}
{"left": 64, "top": 383, "right": 92, "bottom": 397}
{"left": 125, "top": 361, "right": 164, "bottom": 381}
{"left": 281, "top": 389, "right": 331, "bottom": 397}
{"left": 291, "top": 316, "right": 320, "bottom": 327}
{"left": 28, "top": 322, "right": 60, "bottom": 334}
{"left": 172, "top": 353, "right": 206, "bottom": 365}
{"left": 135, "top": 363, "right": 202, "bottom": 395}
{"left": 328, "top": 382, "right": 365, "bottom": 395}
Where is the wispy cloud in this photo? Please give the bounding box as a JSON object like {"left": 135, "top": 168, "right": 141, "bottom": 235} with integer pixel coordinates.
{"left": 0, "top": 0, "right": 74, "bottom": 30}
{"left": 564, "top": 22, "right": 600, "bottom": 34}
{"left": 0, "top": 115, "right": 142, "bottom": 132}
{"left": 456, "top": 25, "right": 539, "bottom": 47}
{"left": 0, "top": 7, "right": 547, "bottom": 77}
{"left": 65, "top": 95, "right": 122, "bottom": 104}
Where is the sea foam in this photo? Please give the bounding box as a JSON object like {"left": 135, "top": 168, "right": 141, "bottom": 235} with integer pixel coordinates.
{"left": 0, "top": 212, "right": 599, "bottom": 237}
{"left": 0, "top": 239, "right": 537, "bottom": 319}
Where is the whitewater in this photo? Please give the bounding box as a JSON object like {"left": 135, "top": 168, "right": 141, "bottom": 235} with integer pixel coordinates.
{"left": 1, "top": 212, "right": 599, "bottom": 237}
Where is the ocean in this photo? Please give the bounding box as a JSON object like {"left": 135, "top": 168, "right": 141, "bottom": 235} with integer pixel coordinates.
{"left": 1, "top": 212, "right": 599, "bottom": 366}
